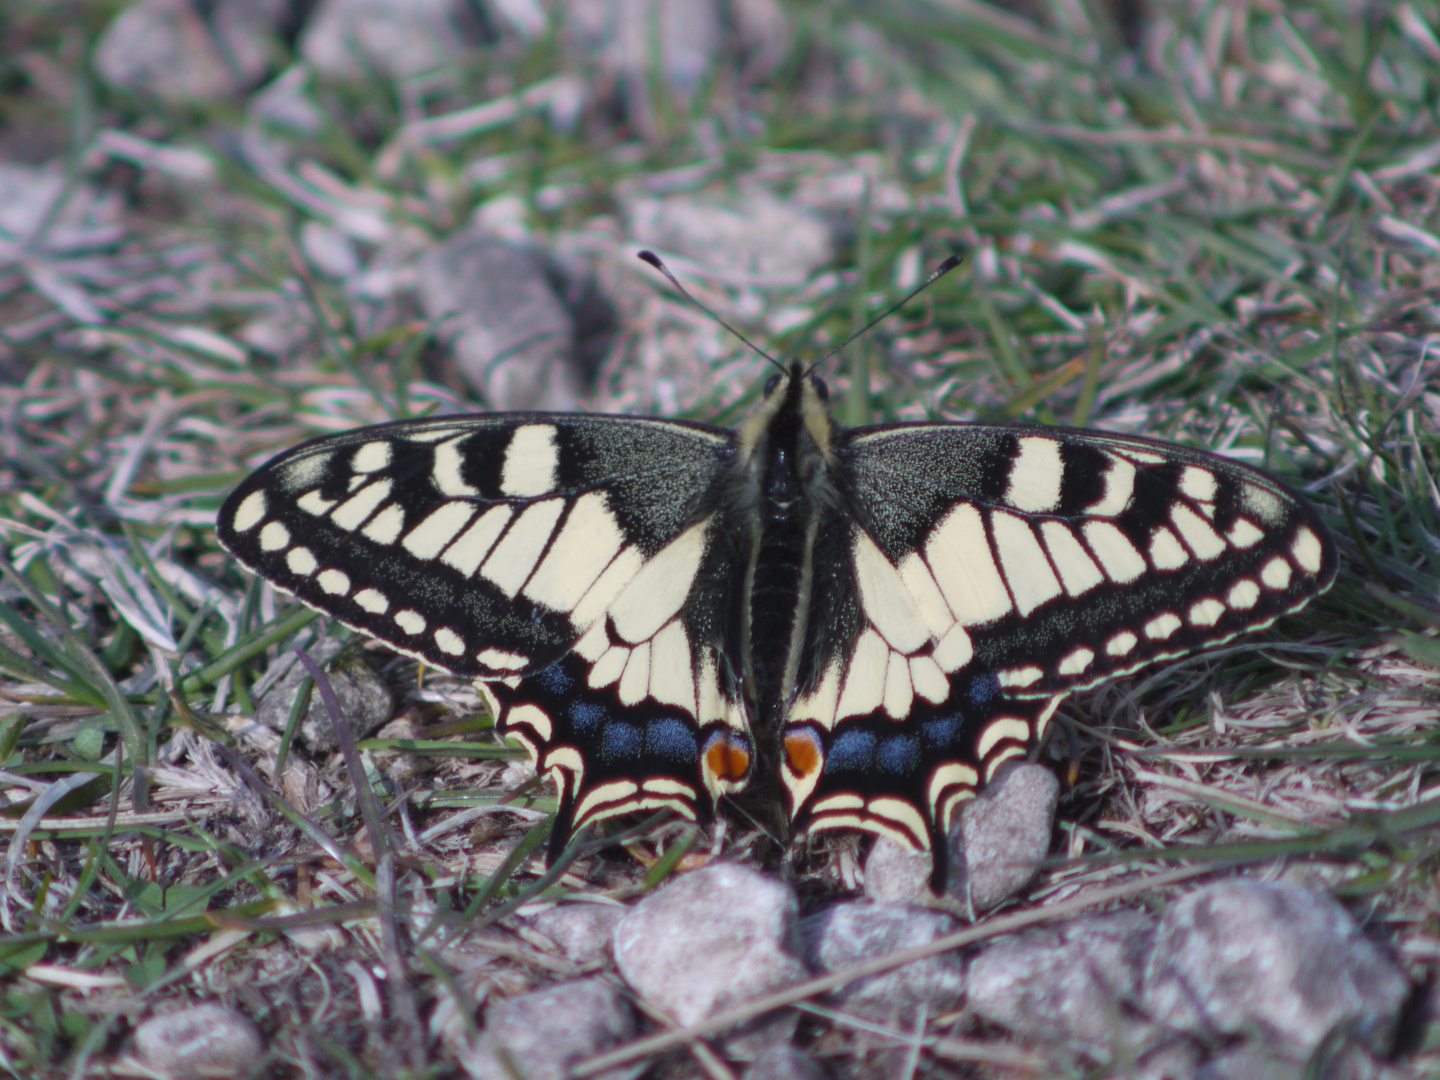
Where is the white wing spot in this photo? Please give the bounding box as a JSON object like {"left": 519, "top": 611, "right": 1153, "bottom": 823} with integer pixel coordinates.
{"left": 352, "top": 441, "right": 392, "bottom": 473}
{"left": 998, "top": 666, "right": 1043, "bottom": 689}
{"left": 897, "top": 554, "right": 956, "bottom": 638}
{"left": 1114, "top": 447, "right": 1165, "bottom": 465}
{"left": 853, "top": 531, "right": 930, "bottom": 653}
{"left": 403, "top": 501, "right": 476, "bottom": 561}
{"left": 589, "top": 646, "right": 628, "bottom": 689}
{"left": 1040, "top": 521, "right": 1104, "bottom": 596}
{"left": 361, "top": 503, "right": 406, "bottom": 545}
{"left": 478, "top": 648, "right": 527, "bottom": 670}
{"left": 1227, "top": 579, "right": 1259, "bottom": 610}
{"left": 296, "top": 489, "right": 337, "bottom": 516}
{"left": 501, "top": 425, "right": 559, "bottom": 497}
{"left": 977, "top": 717, "right": 1031, "bottom": 761}
{"left": 524, "top": 492, "right": 627, "bottom": 614}
{"left": 648, "top": 620, "right": 697, "bottom": 715}
{"left": 434, "top": 627, "right": 465, "bottom": 656}
{"left": 1261, "top": 557, "right": 1292, "bottom": 590}
{"left": 286, "top": 546, "right": 317, "bottom": 576}
{"left": 1057, "top": 647, "right": 1094, "bottom": 676}
{"left": 394, "top": 609, "right": 426, "bottom": 635}
{"left": 443, "top": 505, "right": 512, "bottom": 577}
{"left": 318, "top": 569, "right": 350, "bottom": 596}
{"left": 331, "top": 479, "right": 393, "bottom": 531}
{"left": 1148, "top": 526, "right": 1189, "bottom": 570}
{"left": 933, "top": 622, "right": 973, "bottom": 673}
{"left": 1083, "top": 521, "right": 1146, "bottom": 583}
{"left": 231, "top": 490, "right": 266, "bottom": 532}
{"left": 1292, "top": 527, "right": 1324, "bottom": 573}
{"left": 354, "top": 588, "right": 389, "bottom": 614}
{"left": 1188, "top": 598, "right": 1226, "bottom": 627}
{"left": 909, "top": 655, "right": 948, "bottom": 703}
{"left": 882, "top": 651, "right": 914, "bottom": 719}
{"left": 608, "top": 521, "right": 707, "bottom": 644}
{"left": 259, "top": 521, "right": 290, "bottom": 552}
{"left": 1170, "top": 504, "right": 1226, "bottom": 560}
{"left": 480, "top": 499, "right": 566, "bottom": 598}
{"left": 836, "top": 629, "right": 888, "bottom": 721}
{"left": 926, "top": 504, "right": 1013, "bottom": 625}
{"left": 993, "top": 512, "right": 1062, "bottom": 616}
{"left": 1106, "top": 631, "right": 1138, "bottom": 656}
{"left": 1179, "top": 465, "right": 1218, "bottom": 503}
{"left": 1242, "top": 483, "right": 1285, "bottom": 524}
{"left": 571, "top": 546, "right": 644, "bottom": 630}
{"left": 280, "top": 452, "right": 331, "bottom": 492}
{"left": 1087, "top": 455, "right": 1135, "bottom": 516}
{"left": 619, "top": 641, "right": 651, "bottom": 706}
{"left": 790, "top": 660, "right": 842, "bottom": 729}
{"left": 1144, "top": 612, "right": 1182, "bottom": 640}
{"left": 1006, "top": 436, "right": 1063, "bottom": 512}
{"left": 432, "top": 436, "right": 481, "bottom": 497}
{"left": 1226, "top": 518, "right": 1264, "bottom": 549}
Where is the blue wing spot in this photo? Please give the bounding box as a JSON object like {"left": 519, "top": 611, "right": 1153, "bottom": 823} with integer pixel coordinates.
{"left": 966, "top": 672, "right": 1000, "bottom": 709}
{"left": 601, "top": 721, "right": 643, "bottom": 761}
{"left": 826, "top": 728, "right": 877, "bottom": 773}
{"left": 569, "top": 700, "right": 606, "bottom": 733}
{"left": 877, "top": 734, "right": 920, "bottom": 774}
{"left": 537, "top": 662, "right": 572, "bottom": 696}
{"left": 645, "top": 717, "right": 699, "bottom": 763}
{"left": 923, "top": 714, "right": 964, "bottom": 748}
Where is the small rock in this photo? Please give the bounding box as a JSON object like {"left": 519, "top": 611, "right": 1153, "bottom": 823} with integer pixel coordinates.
{"left": 865, "top": 762, "right": 1057, "bottom": 911}
{"left": 527, "top": 903, "right": 627, "bottom": 965}
{"left": 1196, "top": 1041, "right": 1397, "bottom": 1080}
{"left": 1143, "top": 881, "right": 1410, "bottom": 1057}
{"left": 415, "top": 230, "right": 615, "bottom": 411}
{"left": 613, "top": 864, "right": 808, "bottom": 1058}
{"left": 741, "top": 1045, "right": 828, "bottom": 1080}
{"left": 460, "top": 978, "right": 635, "bottom": 1080}
{"left": 800, "top": 903, "right": 964, "bottom": 1021}
{"left": 94, "top": 0, "right": 284, "bottom": 103}
{"left": 256, "top": 637, "right": 393, "bottom": 752}
{"left": 624, "top": 191, "right": 833, "bottom": 287}
{"left": 967, "top": 910, "right": 1155, "bottom": 1057}
{"left": 300, "top": 0, "right": 488, "bottom": 81}
{"left": 133, "top": 1003, "right": 263, "bottom": 1080}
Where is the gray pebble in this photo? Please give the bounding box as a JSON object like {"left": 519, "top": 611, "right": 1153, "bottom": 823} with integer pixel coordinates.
{"left": 613, "top": 864, "right": 808, "bottom": 1058}
{"left": 800, "top": 902, "right": 964, "bottom": 1021}
{"left": 134, "top": 1003, "right": 263, "bottom": 1080}
{"left": 1143, "top": 881, "right": 1410, "bottom": 1057}
{"left": 461, "top": 978, "right": 635, "bottom": 1080}
{"left": 256, "top": 637, "right": 393, "bottom": 752}
{"left": 527, "top": 903, "right": 627, "bottom": 965}
{"left": 416, "top": 230, "right": 614, "bottom": 411}
{"left": 741, "top": 1045, "right": 828, "bottom": 1080}
{"left": 300, "top": 0, "right": 483, "bottom": 82}
{"left": 865, "top": 763, "right": 1057, "bottom": 912}
{"left": 967, "top": 909, "right": 1156, "bottom": 1056}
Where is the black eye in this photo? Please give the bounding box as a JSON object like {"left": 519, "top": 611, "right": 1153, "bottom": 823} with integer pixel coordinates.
{"left": 764, "top": 374, "right": 781, "bottom": 397}
{"left": 810, "top": 376, "right": 829, "bottom": 400}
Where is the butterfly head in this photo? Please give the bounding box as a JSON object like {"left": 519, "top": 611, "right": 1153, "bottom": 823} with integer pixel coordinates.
{"left": 742, "top": 360, "right": 837, "bottom": 468}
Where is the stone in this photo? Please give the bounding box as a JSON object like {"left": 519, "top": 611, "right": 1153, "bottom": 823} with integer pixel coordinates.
{"left": 460, "top": 978, "right": 635, "bottom": 1080}
{"left": 133, "top": 1003, "right": 263, "bottom": 1080}
{"left": 255, "top": 637, "right": 393, "bottom": 753}
{"left": 300, "top": 0, "right": 487, "bottom": 82}
{"left": 613, "top": 864, "right": 809, "bottom": 1058}
{"left": 94, "top": 0, "right": 284, "bottom": 103}
{"left": 741, "top": 1045, "right": 828, "bottom": 1080}
{"left": 415, "top": 230, "right": 615, "bottom": 411}
{"left": 1143, "top": 881, "right": 1410, "bottom": 1057}
{"left": 625, "top": 191, "right": 833, "bottom": 288}
{"left": 799, "top": 902, "right": 964, "bottom": 1021}
{"left": 967, "top": 910, "right": 1156, "bottom": 1057}
{"left": 527, "top": 903, "right": 627, "bottom": 965}
{"left": 865, "top": 762, "right": 1057, "bottom": 912}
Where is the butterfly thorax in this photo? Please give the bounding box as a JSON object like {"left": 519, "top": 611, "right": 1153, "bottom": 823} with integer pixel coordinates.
{"left": 736, "top": 364, "right": 838, "bottom": 747}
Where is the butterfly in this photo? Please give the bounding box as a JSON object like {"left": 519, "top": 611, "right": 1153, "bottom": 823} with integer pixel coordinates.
{"left": 217, "top": 253, "right": 1336, "bottom": 888}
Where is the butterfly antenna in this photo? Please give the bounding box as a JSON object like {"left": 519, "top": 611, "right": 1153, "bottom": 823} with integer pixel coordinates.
{"left": 637, "top": 250, "right": 784, "bottom": 372}
{"left": 805, "top": 253, "right": 963, "bottom": 376}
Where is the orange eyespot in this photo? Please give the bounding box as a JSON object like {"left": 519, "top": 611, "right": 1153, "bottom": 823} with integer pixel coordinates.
{"left": 704, "top": 737, "right": 751, "bottom": 783}
{"left": 783, "top": 727, "right": 823, "bottom": 778}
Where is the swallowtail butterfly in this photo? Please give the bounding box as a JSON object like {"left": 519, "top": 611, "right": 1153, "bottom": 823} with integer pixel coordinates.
{"left": 218, "top": 257, "right": 1336, "bottom": 888}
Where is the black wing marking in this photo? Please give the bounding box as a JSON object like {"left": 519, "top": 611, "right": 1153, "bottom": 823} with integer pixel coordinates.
{"left": 781, "top": 423, "right": 1336, "bottom": 883}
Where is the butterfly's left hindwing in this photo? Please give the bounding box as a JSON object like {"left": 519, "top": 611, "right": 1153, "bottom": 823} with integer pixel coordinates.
{"left": 780, "top": 423, "right": 1336, "bottom": 868}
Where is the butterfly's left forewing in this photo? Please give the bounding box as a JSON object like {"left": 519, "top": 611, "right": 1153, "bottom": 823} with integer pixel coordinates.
{"left": 218, "top": 413, "right": 755, "bottom": 855}
{"left": 781, "top": 423, "right": 1336, "bottom": 872}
